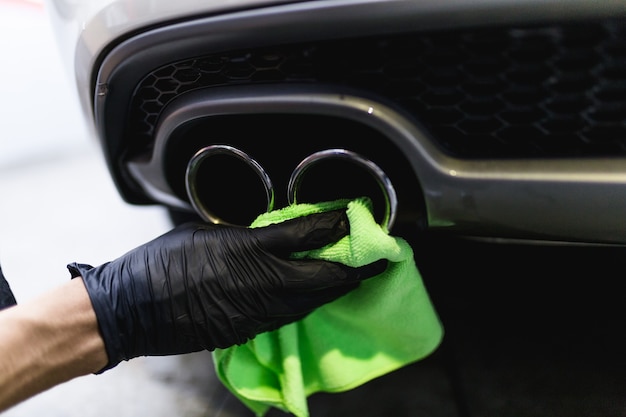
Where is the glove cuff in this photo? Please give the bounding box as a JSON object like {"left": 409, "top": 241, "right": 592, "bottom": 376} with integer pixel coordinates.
{"left": 67, "top": 262, "right": 123, "bottom": 374}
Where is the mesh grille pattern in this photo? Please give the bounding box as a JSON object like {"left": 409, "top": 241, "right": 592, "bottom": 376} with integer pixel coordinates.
{"left": 128, "top": 19, "right": 626, "bottom": 159}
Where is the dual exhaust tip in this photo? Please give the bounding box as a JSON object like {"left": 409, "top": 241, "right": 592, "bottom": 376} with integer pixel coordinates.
{"left": 185, "top": 145, "right": 398, "bottom": 232}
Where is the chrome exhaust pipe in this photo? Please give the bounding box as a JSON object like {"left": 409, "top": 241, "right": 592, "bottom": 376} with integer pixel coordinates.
{"left": 185, "top": 145, "right": 397, "bottom": 231}
{"left": 288, "top": 149, "right": 397, "bottom": 232}
{"left": 185, "top": 145, "right": 275, "bottom": 225}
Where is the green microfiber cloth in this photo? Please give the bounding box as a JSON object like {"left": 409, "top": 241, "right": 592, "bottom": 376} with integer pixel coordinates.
{"left": 213, "top": 197, "right": 444, "bottom": 417}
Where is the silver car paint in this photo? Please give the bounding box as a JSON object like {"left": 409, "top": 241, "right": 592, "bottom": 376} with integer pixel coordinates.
{"left": 45, "top": 0, "right": 626, "bottom": 244}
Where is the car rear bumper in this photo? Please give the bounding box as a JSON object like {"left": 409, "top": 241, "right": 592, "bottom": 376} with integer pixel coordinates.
{"left": 49, "top": 0, "right": 626, "bottom": 244}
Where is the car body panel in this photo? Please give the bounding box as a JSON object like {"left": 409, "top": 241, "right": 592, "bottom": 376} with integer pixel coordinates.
{"left": 44, "top": 0, "right": 626, "bottom": 244}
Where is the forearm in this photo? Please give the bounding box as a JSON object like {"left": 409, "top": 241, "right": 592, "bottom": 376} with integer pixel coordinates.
{"left": 0, "top": 278, "right": 107, "bottom": 412}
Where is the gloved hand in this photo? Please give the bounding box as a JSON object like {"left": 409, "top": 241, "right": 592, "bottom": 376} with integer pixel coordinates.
{"left": 0, "top": 264, "right": 17, "bottom": 311}
{"left": 68, "top": 210, "right": 386, "bottom": 372}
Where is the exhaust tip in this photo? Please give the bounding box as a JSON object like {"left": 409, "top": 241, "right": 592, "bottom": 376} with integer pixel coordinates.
{"left": 288, "top": 149, "right": 398, "bottom": 232}
{"left": 185, "top": 145, "right": 275, "bottom": 226}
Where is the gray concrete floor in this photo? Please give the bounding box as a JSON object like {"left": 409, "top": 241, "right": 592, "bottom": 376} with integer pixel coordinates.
{"left": 0, "top": 1, "right": 219, "bottom": 415}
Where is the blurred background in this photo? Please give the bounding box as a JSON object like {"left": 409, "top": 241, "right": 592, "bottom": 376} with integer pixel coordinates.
{"left": 0, "top": 1, "right": 220, "bottom": 415}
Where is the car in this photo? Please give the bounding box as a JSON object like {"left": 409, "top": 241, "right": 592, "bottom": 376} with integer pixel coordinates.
{"left": 45, "top": 0, "right": 626, "bottom": 415}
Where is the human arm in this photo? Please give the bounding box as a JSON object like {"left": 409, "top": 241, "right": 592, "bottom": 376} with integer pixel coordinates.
{"left": 0, "top": 278, "right": 107, "bottom": 412}
{"left": 0, "top": 210, "right": 385, "bottom": 411}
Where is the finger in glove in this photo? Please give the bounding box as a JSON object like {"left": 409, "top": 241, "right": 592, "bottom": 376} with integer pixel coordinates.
{"left": 252, "top": 209, "right": 350, "bottom": 255}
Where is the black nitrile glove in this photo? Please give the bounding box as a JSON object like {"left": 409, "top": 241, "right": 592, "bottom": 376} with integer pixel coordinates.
{"left": 68, "top": 210, "right": 386, "bottom": 372}
{"left": 0, "top": 264, "right": 17, "bottom": 311}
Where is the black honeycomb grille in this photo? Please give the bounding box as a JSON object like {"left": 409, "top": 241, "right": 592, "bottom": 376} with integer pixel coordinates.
{"left": 128, "top": 19, "right": 626, "bottom": 159}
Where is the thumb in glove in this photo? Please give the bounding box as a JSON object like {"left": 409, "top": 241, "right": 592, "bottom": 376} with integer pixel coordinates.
{"left": 68, "top": 209, "right": 387, "bottom": 372}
